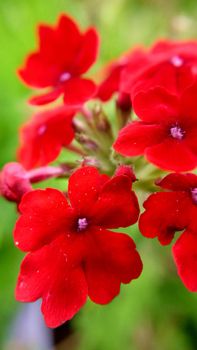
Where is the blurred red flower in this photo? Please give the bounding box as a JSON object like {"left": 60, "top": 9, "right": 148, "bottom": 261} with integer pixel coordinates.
{"left": 121, "top": 40, "right": 197, "bottom": 98}
{"left": 18, "top": 106, "right": 75, "bottom": 169}
{"left": 96, "top": 49, "right": 145, "bottom": 110}
{"left": 14, "top": 166, "right": 142, "bottom": 327}
{"left": 139, "top": 173, "right": 197, "bottom": 292}
{"left": 18, "top": 15, "right": 99, "bottom": 106}
{"left": 114, "top": 83, "right": 197, "bottom": 171}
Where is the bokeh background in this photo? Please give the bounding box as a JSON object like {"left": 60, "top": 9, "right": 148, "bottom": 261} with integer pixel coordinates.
{"left": 0, "top": 0, "right": 197, "bottom": 349}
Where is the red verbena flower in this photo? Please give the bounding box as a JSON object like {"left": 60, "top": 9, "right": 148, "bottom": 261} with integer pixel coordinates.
{"left": 18, "top": 15, "right": 99, "bottom": 106}
{"left": 96, "top": 48, "right": 146, "bottom": 110}
{"left": 121, "top": 40, "right": 197, "bottom": 99}
{"left": 18, "top": 106, "right": 75, "bottom": 169}
{"left": 139, "top": 173, "right": 197, "bottom": 292}
{"left": 114, "top": 83, "right": 197, "bottom": 171}
{"left": 14, "top": 166, "right": 142, "bottom": 328}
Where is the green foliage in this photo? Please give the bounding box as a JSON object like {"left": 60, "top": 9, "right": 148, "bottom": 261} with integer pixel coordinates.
{"left": 0, "top": 0, "right": 197, "bottom": 348}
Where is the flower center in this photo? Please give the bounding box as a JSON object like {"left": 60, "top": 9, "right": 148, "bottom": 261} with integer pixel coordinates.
{"left": 170, "top": 55, "right": 184, "bottom": 67}
{"left": 59, "top": 72, "right": 71, "bottom": 83}
{"left": 77, "top": 217, "right": 88, "bottom": 231}
{"left": 191, "top": 188, "right": 197, "bottom": 204}
{"left": 38, "top": 125, "right": 47, "bottom": 136}
{"left": 170, "top": 125, "right": 185, "bottom": 140}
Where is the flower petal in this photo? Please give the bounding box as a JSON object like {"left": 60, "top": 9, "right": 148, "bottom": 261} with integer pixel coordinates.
{"left": 18, "top": 53, "right": 61, "bottom": 88}
{"left": 139, "top": 191, "right": 192, "bottom": 245}
{"left": 29, "top": 88, "right": 62, "bottom": 106}
{"left": 68, "top": 166, "right": 109, "bottom": 216}
{"left": 85, "top": 229, "right": 142, "bottom": 304}
{"left": 145, "top": 139, "right": 197, "bottom": 171}
{"left": 18, "top": 107, "right": 75, "bottom": 169}
{"left": 14, "top": 188, "right": 72, "bottom": 252}
{"left": 133, "top": 87, "right": 178, "bottom": 123}
{"left": 41, "top": 267, "right": 87, "bottom": 328}
{"left": 16, "top": 234, "right": 88, "bottom": 327}
{"left": 73, "top": 28, "right": 99, "bottom": 75}
{"left": 114, "top": 122, "right": 165, "bottom": 156}
{"left": 63, "top": 78, "right": 96, "bottom": 105}
{"left": 173, "top": 230, "right": 197, "bottom": 292}
{"left": 180, "top": 82, "right": 197, "bottom": 120}
{"left": 92, "top": 175, "right": 139, "bottom": 228}
{"left": 157, "top": 173, "right": 197, "bottom": 192}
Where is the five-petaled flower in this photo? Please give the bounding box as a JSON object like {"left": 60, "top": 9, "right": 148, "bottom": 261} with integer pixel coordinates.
{"left": 18, "top": 106, "right": 76, "bottom": 169}
{"left": 114, "top": 83, "right": 197, "bottom": 171}
{"left": 14, "top": 166, "right": 142, "bottom": 328}
{"left": 18, "top": 15, "right": 99, "bottom": 106}
{"left": 139, "top": 173, "right": 197, "bottom": 292}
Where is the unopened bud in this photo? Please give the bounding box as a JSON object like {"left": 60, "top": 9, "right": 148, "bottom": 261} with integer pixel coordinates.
{"left": 92, "top": 104, "right": 112, "bottom": 133}
{"left": 116, "top": 93, "right": 132, "bottom": 128}
{"left": 115, "top": 165, "right": 137, "bottom": 183}
{"left": 0, "top": 162, "right": 32, "bottom": 202}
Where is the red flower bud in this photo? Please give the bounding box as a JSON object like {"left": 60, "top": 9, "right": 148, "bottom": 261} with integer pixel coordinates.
{"left": 0, "top": 162, "right": 32, "bottom": 202}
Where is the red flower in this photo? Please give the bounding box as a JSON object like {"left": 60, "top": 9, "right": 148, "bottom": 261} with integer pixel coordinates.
{"left": 96, "top": 57, "right": 127, "bottom": 102}
{"left": 18, "top": 106, "right": 75, "bottom": 169}
{"left": 121, "top": 40, "right": 197, "bottom": 98}
{"left": 139, "top": 173, "right": 197, "bottom": 291}
{"left": 114, "top": 83, "right": 197, "bottom": 171}
{"left": 18, "top": 15, "right": 99, "bottom": 106}
{"left": 96, "top": 48, "right": 145, "bottom": 108}
{"left": 14, "top": 166, "right": 142, "bottom": 327}
{"left": 0, "top": 162, "right": 32, "bottom": 202}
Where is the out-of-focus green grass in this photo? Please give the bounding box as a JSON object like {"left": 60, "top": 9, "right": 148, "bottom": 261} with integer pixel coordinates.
{"left": 0, "top": 0, "right": 197, "bottom": 348}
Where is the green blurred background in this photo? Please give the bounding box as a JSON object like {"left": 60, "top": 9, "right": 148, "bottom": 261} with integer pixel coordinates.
{"left": 0, "top": 0, "right": 197, "bottom": 349}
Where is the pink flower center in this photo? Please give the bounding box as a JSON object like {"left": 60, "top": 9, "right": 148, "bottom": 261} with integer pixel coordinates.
{"left": 59, "top": 72, "right": 71, "bottom": 83}
{"left": 38, "top": 125, "right": 47, "bottom": 136}
{"left": 191, "top": 188, "right": 197, "bottom": 204}
{"left": 170, "top": 55, "right": 184, "bottom": 67}
{"left": 170, "top": 125, "right": 185, "bottom": 140}
{"left": 77, "top": 217, "right": 88, "bottom": 231}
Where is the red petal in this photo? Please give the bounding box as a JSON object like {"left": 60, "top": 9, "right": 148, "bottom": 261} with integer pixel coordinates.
{"left": 92, "top": 175, "right": 139, "bottom": 228}
{"left": 38, "top": 15, "right": 81, "bottom": 68}
{"left": 18, "top": 107, "right": 75, "bottom": 169}
{"left": 145, "top": 139, "right": 197, "bottom": 171}
{"left": 18, "top": 53, "right": 61, "bottom": 88}
{"left": 55, "top": 15, "right": 82, "bottom": 68}
{"left": 139, "top": 192, "right": 191, "bottom": 245}
{"left": 63, "top": 78, "right": 96, "bottom": 105}
{"left": 29, "top": 88, "right": 62, "bottom": 106}
{"left": 68, "top": 166, "right": 109, "bottom": 216}
{"left": 133, "top": 87, "right": 178, "bottom": 123}
{"left": 97, "top": 63, "right": 123, "bottom": 101}
{"left": 38, "top": 24, "right": 56, "bottom": 56}
{"left": 173, "top": 230, "right": 197, "bottom": 292}
{"left": 73, "top": 28, "right": 99, "bottom": 75}
{"left": 114, "top": 122, "right": 165, "bottom": 156}
{"left": 41, "top": 267, "right": 87, "bottom": 328}
{"left": 16, "top": 234, "right": 88, "bottom": 327}
{"left": 14, "top": 188, "right": 72, "bottom": 252}
{"left": 181, "top": 82, "right": 197, "bottom": 120}
{"left": 85, "top": 229, "right": 142, "bottom": 304}
{"left": 157, "top": 173, "right": 197, "bottom": 192}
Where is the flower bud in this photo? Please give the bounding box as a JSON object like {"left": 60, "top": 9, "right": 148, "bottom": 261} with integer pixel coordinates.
{"left": 115, "top": 165, "right": 137, "bottom": 183}
{"left": 0, "top": 162, "right": 32, "bottom": 202}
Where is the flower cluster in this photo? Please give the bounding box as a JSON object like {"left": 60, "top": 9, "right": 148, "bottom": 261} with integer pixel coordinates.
{"left": 1, "top": 14, "right": 197, "bottom": 328}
